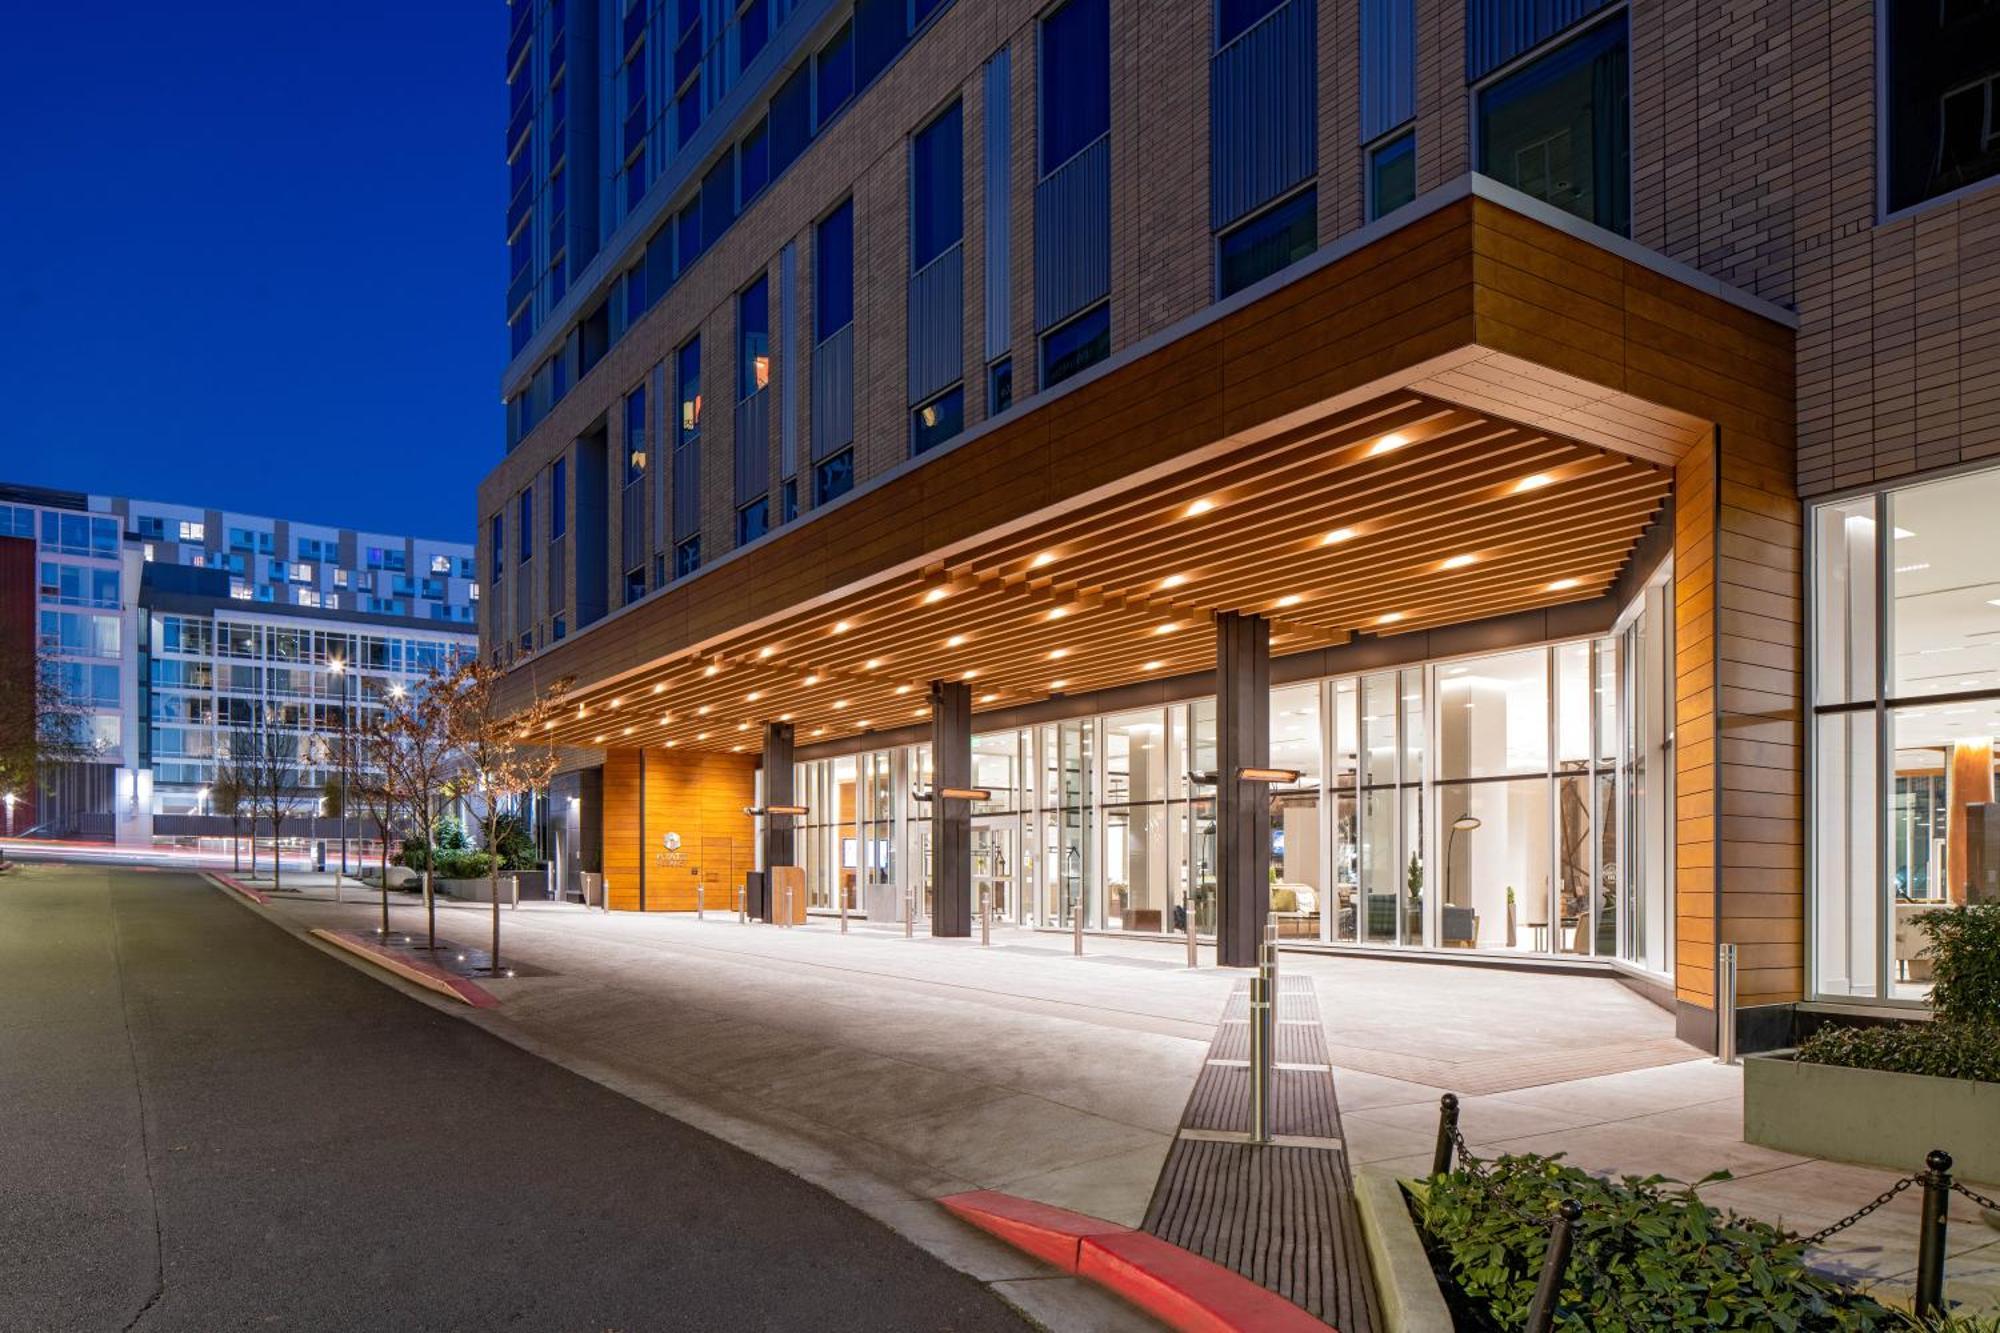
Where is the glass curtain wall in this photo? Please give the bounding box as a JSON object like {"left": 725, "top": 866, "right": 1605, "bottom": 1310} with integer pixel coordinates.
{"left": 1813, "top": 467, "right": 2000, "bottom": 1003}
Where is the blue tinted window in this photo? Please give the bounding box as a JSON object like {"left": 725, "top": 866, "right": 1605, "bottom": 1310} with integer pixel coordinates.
{"left": 913, "top": 0, "right": 947, "bottom": 26}
{"left": 911, "top": 387, "right": 964, "bottom": 456}
{"left": 489, "top": 514, "right": 503, "bottom": 580}
{"left": 1367, "top": 133, "right": 1415, "bottom": 220}
{"left": 702, "top": 158, "right": 736, "bottom": 248}
{"left": 518, "top": 485, "right": 534, "bottom": 563}
{"left": 739, "top": 0, "right": 769, "bottom": 69}
{"left": 1039, "top": 0, "right": 1109, "bottom": 172}
{"left": 1217, "top": 187, "right": 1316, "bottom": 297}
{"left": 551, "top": 457, "right": 567, "bottom": 539}
{"left": 675, "top": 536, "right": 701, "bottom": 577}
{"left": 988, "top": 358, "right": 1013, "bottom": 415}
{"left": 814, "top": 449, "right": 855, "bottom": 505}
{"left": 738, "top": 276, "right": 770, "bottom": 399}
{"left": 1476, "top": 15, "right": 1628, "bottom": 236}
{"left": 677, "top": 337, "right": 702, "bottom": 445}
{"left": 736, "top": 498, "right": 770, "bottom": 545}
{"left": 1040, "top": 302, "right": 1109, "bottom": 387}
{"left": 645, "top": 223, "right": 673, "bottom": 304}
{"left": 855, "top": 0, "right": 905, "bottom": 88}
{"left": 771, "top": 66, "right": 813, "bottom": 172}
{"left": 815, "top": 22, "right": 854, "bottom": 125}
{"left": 676, "top": 80, "right": 702, "bottom": 146}
{"left": 1217, "top": 0, "right": 1285, "bottom": 47}
{"left": 739, "top": 117, "right": 770, "bottom": 203}
{"left": 625, "top": 386, "right": 648, "bottom": 481}
{"left": 910, "top": 101, "right": 964, "bottom": 270}
{"left": 676, "top": 198, "right": 703, "bottom": 274}
{"left": 815, "top": 200, "right": 854, "bottom": 340}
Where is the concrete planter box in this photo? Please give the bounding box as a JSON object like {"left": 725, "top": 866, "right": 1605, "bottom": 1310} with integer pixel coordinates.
{"left": 1744, "top": 1052, "right": 2000, "bottom": 1182}
{"left": 1351, "top": 1172, "right": 1454, "bottom": 1333}
{"left": 436, "top": 875, "right": 516, "bottom": 904}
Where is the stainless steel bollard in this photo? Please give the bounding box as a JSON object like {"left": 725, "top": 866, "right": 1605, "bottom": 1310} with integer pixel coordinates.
{"left": 1249, "top": 973, "right": 1274, "bottom": 1144}
{"left": 1716, "top": 942, "right": 1739, "bottom": 1065}
{"left": 1185, "top": 895, "right": 1198, "bottom": 969}
{"left": 783, "top": 881, "right": 793, "bottom": 929}
{"left": 737, "top": 885, "right": 746, "bottom": 924}
{"left": 696, "top": 882, "right": 705, "bottom": 920}
{"left": 905, "top": 885, "right": 915, "bottom": 937}
{"left": 840, "top": 887, "right": 849, "bottom": 934}
{"left": 980, "top": 884, "right": 991, "bottom": 946}
{"left": 1072, "top": 893, "right": 1084, "bottom": 957}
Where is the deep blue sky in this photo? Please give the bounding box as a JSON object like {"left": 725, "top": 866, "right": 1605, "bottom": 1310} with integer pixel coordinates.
{"left": 0, "top": 1, "right": 502, "bottom": 543}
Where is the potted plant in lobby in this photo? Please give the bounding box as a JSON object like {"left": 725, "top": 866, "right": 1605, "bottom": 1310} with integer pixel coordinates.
{"left": 1745, "top": 904, "right": 2000, "bottom": 1180}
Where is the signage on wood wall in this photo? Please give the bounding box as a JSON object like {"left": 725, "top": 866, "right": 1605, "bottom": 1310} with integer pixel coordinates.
{"left": 655, "top": 830, "right": 689, "bottom": 868}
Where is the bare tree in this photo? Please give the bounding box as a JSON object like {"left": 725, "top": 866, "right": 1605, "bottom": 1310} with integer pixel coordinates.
{"left": 349, "top": 710, "right": 403, "bottom": 938}
{"left": 209, "top": 747, "right": 247, "bottom": 874}
{"left": 0, "top": 645, "right": 94, "bottom": 860}
{"left": 451, "top": 661, "right": 567, "bottom": 973}
{"left": 243, "top": 721, "right": 307, "bottom": 893}
{"left": 377, "top": 669, "right": 460, "bottom": 951}
{"left": 225, "top": 725, "right": 265, "bottom": 878}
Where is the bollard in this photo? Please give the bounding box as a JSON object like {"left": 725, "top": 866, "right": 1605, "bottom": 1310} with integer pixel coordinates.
{"left": 1264, "top": 918, "right": 1281, "bottom": 990}
{"left": 696, "top": 882, "right": 705, "bottom": 921}
{"left": 980, "top": 884, "right": 991, "bottom": 946}
{"left": 736, "top": 885, "right": 746, "bottom": 924}
{"left": 1916, "top": 1149, "right": 1953, "bottom": 1319}
{"left": 1073, "top": 892, "right": 1084, "bottom": 957}
{"left": 1431, "top": 1093, "right": 1460, "bottom": 1178}
{"left": 905, "top": 885, "right": 915, "bottom": 937}
{"left": 1524, "top": 1198, "right": 1583, "bottom": 1333}
{"left": 1248, "top": 973, "right": 1274, "bottom": 1144}
{"left": 840, "top": 886, "right": 849, "bottom": 934}
{"left": 1716, "top": 942, "right": 1739, "bottom": 1065}
{"left": 783, "top": 880, "right": 794, "bottom": 930}
{"left": 1185, "top": 895, "right": 1199, "bottom": 969}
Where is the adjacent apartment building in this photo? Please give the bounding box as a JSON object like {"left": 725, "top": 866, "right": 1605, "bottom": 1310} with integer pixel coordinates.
{"left": 478, "top": 0, "right": 2000, "bottom": 1049}
{"left": 2, "top": 482, "right": 476, "bottom": 845}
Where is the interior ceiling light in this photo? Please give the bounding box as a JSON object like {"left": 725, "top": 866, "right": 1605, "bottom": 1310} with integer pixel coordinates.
{"left": 1049, "top": 648, "right": 1069, "bottom": 659}
{"left": 704, "top": 664, "right": 720, "bottom": 677}
{"left": 652, "top": 683, "right": 665, "bottom": 694}
{"left": 1440, "top": 554, "right": 1477, "bottom": 570}
{"left": 1323, "top": 527, "right": 1356, "bottom": 545}
{"left": 544, "top": 720, "right": 555, "bottom": 730}
{"left": 696, "top": 731, "right": 708, "bottom": 741}
{"left": 593, "top": 733, "right": 606, "bottom": 743}
{"left": 980, "top": 693, "right": 999, "bottom": 703}
{"left": 961, "top": 669, "right": 978, "bottom": 680}
{"left": 577, "top": 704, "right": 586, "bottom": 718}
{"left": 1050, "top": 679, "right": 1069, "bottom": 691}
{"left": 1378, "top": 611, "right": 1405, "bottom": 625}
{"left": 622, "top": 726, "right": 634, "bottom": 736}
{"left": 945, "top": 635, "right": 966, "bottom": 648}
{"left": 864, "top": 658, "right": 881, "bottom": 670}
{"left": 1030, "top": 552, "right": 1056, "bottom": 569}
{"left": 803, "top": 674, "right": 820, "bottom": 687}
{"left": 1153, "top": 623, "right": 1179, "bottom": 635}
{"left": 1548, "top": 577, "right": 1582, "bottom": 591}
{"left": 894, "top": 685, "right": 912, "bottom": 695}
{"left": 1514, "top": 473, "right": 1555, "bottom": 493}
{"left": 924, "top": 587, "right": 948, "bottom": 603}
{"left": 1160, "top": 573, "right": 1188, "bottom": 589}
{"left": 1143, "top": 660, "right": 1164, "bottom": 671}
{"left": 759, "top": 646, "right": 776, "bottom": 658}
{"left": 737, "top": 722, "right": 749, "bottom": 731}
{"left": 609, "top": 697, "right": 622, "bottom": 709}
{"left": 1368, "top": 432, "right": 1409, "bottom": 457}
{"left": 697, "top": 704, "right": 711, "bottom": 715}
{"left": 856, "top": 719, "right": 871, "bottom": 728}
{"left": 1047, "top": 606, "right": 1069, "bottom": 621}
{"left": 832, "top": 699, "right": 849, "bottom": 709}
{"left": 833, "top": 620, "right": 851, "bottom": 633}
{"left": 778, "top": 712, "right": 792, "bottom": 721}
{"left": 745, "top": 691, "right": 761, "bottom": 702}
{"left": 665, "top": 738, "right": 678, "bottom": 748}
{"left": 1184, "top": 498, "right": 1215, "bottom": 517}
{"left": 813, "top": 726, "right": 826, "bottom": 736}
{"left": 1276, "top": 594, "right": 1303, "bottom": 608}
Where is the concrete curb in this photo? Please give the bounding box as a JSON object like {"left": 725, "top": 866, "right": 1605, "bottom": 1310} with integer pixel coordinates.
{"left": 309, "top": 928, "right": 500, "bottom": 1008}
{"left": 1351, "top": 1173, "right": 1453, "bottom": 1333}
{"left": 207, "top": 872, "right": 269, "bottom": 905}
{"left": 942, "top": 1190, "right": 1332, "bottom": 1331}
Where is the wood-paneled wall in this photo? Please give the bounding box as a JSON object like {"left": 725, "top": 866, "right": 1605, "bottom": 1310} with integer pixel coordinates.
{"left": 600, "top": 748, "right": 757, "bottom": 912}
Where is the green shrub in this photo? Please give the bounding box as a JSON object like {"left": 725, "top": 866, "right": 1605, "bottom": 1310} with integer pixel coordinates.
{"left": 1412, "top": 1153, "right": 1899, "bottom": 1331}
{"left": 398, "top": 838, "right": 429, "bottom": 872}
{"left": 488, "top": 812, "right": 539, "bottom": 871}
{"left": 433, "top": 815, "right": 470, "bottom": 853}
{"left": 1915, "top": 904, "right": 2000, "bottom": 1025}
{"left": 433, "top": 850, "right": 498, "bottom": 879}
{"left": 1796, "top": 1020, "right": 2000, "bottom": 1084}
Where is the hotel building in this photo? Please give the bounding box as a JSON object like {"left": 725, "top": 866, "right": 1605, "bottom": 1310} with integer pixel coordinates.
{"left": 481, "top": 0, "right": 2000, "bottom": 1048}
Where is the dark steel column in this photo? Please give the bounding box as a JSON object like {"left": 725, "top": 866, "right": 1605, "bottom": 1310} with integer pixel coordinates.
{"left": 762, "top": 721, "right": 796, "bottom": 871}
{"left": 930, "top": 679, "right": 973, "bottom": 937}
{"left": 1215, "top": 611, "right": 1271, "bottom": 968}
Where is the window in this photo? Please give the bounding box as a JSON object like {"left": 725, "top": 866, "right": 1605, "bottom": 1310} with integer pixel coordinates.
{"left": 911, "top": 386, "right": 964, "bottom": 456}
{"left": 519, "top": 487, "right": 534, "bottom": 564}
{"left": 739, "top": 0, "right": 769, "bottom": 69}
{"left": 988, "top": 359, "right": 1013, "bottom": 415}
{"left": 815, "top": 449, "right": 854, "bottom": 505}
{"left": 430, "top": 554, "right": 452, "bottom": 574}
{"left": 626, "top": 386, "right": 648, "bottom": 480}
{"left": 815, "top": 200, "right": 855, "bottom": 340}
{"left": 675, "top": 536, "right": 701, "bottom": 577}
{"left": 676, "top": 198, "right": 703, "bottom": 276}
{"left": 677, "top": 337, "right": 702, "bottom": 443}
{"left": 1217, "top": 187, "right": 1316, "bottom": 297}
{"left": 816, "top": 21, "right": 855, "bottom": 126}
{"left": 1885, "top": 2, "right": 2000, "bottom": 212}
{"left": 702, "top": 157, "right": 736, "bottom": 249}
{"left": 782, "top": 478, "right": 798, "bottom": 524}
{"left": 1217, "top": 0, "right": 1286, "bottom": 47}
{"left": 739, "top": 116, "right": 770, "bottom": 204}
{"left": 1040, "top": 302, "right": 1109, "bottom": 388}
{"left": 737, "top": 498, "right": 770, "bottom": 545}
{"left": 489, "top": 514, "right": 504, "bottom": 581}
{"left": 910, "top": 101, "right": 964, "bottom": 270}
{"left": 551, "top": 457, "right": 567, "bottom": 539}
{"left": 553, "top": 615, "right": 567, "bottom": 642}
{"left": 738, "top": 276, "right": 770, "bottom": 399}
{"left": 626, "top": 566, "right": 646, "bottom": 605}
{"left": 1476, "top": 14, "right": 1629, "bottom": 236}
{"left": 1039, "top": 0, "right": 1110, "bottom": 173}
{"left": 1368, "top": 132, "right": 1415, "bottom": 219}
{"left": 772, "top": 65, "right": 812, "bottom": 172}
{"left": 178, "top": 520, "right": 205, "bottom": 542}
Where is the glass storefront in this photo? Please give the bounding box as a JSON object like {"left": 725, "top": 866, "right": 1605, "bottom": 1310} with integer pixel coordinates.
{"left": 788, "top": 582, "right": 1673, "bottom": 973}
{"left": 1812, "top": 466, "right": 2000, "bottom": 1003}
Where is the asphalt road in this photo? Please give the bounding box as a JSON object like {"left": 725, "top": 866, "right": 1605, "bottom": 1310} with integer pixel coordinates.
{"left": 0, "top": 861, "right": 1031, "bottom": 1332}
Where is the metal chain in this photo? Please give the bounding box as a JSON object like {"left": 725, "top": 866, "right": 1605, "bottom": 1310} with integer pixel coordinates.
{"left": 1796, "top": 1175, "right": 1920, "bottom": 1248}
{"left": 1950, "top": 1179, "right": 2000, "bottom": 1214}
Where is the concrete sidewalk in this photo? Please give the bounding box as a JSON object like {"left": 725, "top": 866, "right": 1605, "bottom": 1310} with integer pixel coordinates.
{"left": 266, "top": 894, "right": 2000, "bottom": 1316}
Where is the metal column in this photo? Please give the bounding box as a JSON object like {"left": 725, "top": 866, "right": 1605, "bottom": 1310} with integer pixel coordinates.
{"left": 762, "top": 721, "right": 796, "bottom": 874}
{"left": 930, "top": 679, "right": 974, "bottom": 938}
{"left": 1215, "top": 611, "right": 1272, "bottom": 968}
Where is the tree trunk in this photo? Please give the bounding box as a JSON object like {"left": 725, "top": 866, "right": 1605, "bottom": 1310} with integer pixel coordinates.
{"left": 250, "top": 828, "right": 258, "bottom": 876}
{"left": 232, "top": 823, "right": 241, "bottom": 873}
{"left": 379, "top": 820, "right": 391, "bottom": 937}
{"left": 490, "top": 846, "right": 502, "bottom": 973}
{"left": 271, "top": 816, "right": 282, "bottom": 892}
{"left": 424, "top": 869, "right": 436, "bottom": 950}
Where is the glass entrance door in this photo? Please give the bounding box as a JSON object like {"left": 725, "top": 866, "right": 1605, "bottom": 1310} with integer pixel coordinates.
{"left": 972, "top": 819, "right": 1016, "bottom": 924}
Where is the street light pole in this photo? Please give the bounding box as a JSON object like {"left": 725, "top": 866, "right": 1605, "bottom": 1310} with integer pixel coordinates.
{"left": 330, "top": 655, "right": 353, "bottom": 892}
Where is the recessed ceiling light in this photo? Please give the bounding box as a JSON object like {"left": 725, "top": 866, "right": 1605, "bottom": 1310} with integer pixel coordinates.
{"left": 1378, "top": 612, "right": 1405, "bottom": 625}
{"left": 610, "top": 697, "right": 622, "bottom": 709}
{"left": 1153, "top": 622, "right": 1179, "bottom": 635}
{"left": 812, "top": 726, "right": 826, "bottom": 736}
{"left": 696, "top": 731, "right": 708, "bottom": 740}
{"left": 704, "top": 664, "right": 720, "bottom": 677}
{"left": 1440, "top": 554, "right": 1477, "bottom": 570}
{"left": 622, "top": 725, "right": 633, "bottom": 735}
{"left": 856, "top": 719, "right": 871, "bottom": 728}
{"left": 1514, "top": 473, "right": 1555, "bottom": 493}
{"left": 697, "top": 704, "right": 711, "bottom": 715}
{"left": 652, "top": 683, "right": 665, "bottom": 694}
{"left": 1160, "top": 573, "right": 1188, "bottom": 589}
{"left": 894, "top": 685, "right": 911, "bottom": 695}
{"left": 778, "top": 712, "right": 792, "bottom": 721}
{"left": 593, "top": 733, "right": 605, "bottom": 743}
{"left": 759, "top": 646, "right": 775, "bottom": 658}
{"left": 1323, "top": 527, "right": 1356, "bottom": 545}
{"left": 1030, "top": 551, "right": 1056, "bottom": 568}
{"left": 833, "top": 620, "right": 851, "bottom": 633}
{"left": 1184, "top": 498, "right": 1215, "bottom": 517}
{"left": 1548, "top": 577, "right": 1582, "bottom": 591}
{"left": 745, "top": 691, "right": 761, "bottom": 702}
{"left": 1050, "top": 679, "right": 1068, "bottom": 690}
{"left": 544, "top": 720, "right": 555, "bottom": 730}
{"left": 1276, "top": 594, "right": 1303, "bottom": 607}
{"left": 961, "top": 669, "right": 978, "bottom": 680}
{"left": 914, "top": 706, "right": 927, "bottom": 716}
{"left": 1368, "top": 432, "right": 1408, "bottom": 456}
{"left": 665, "top": 739, "right": 677, "bottom": 748}
{"left": 864, "top": 658, "right": 881, "bottom": 669}
{"left": 1143, "top": 660, "right": 1164, "bottom": 671}
{"left": 945, "top": 634, "right": 966, "bottom": 648}
{"left": 660, "top": 714, "right": 672, "bottom": 725}
{"left": 731, "top": 744, "right": 742, "bottom": 752}
{"left": 924, "top": 587, "right": 948, "bottom": 603}
{"left": 737, "top": 722, "right": 749, "bottom": 731}
{"left": 980, "top": 693, "right": 998, "bottom": 703}
{"left": 803, "top": 673, "right": 819, "bottom": 686}
{"left": 1047, "top": 606, "right": 1069, "bottom": 620}
{"left": 1049, "top": 648, "right": 1069, "bottom": 659}
{"left": 832, "top": 699, "right": 849, "bottom": 709}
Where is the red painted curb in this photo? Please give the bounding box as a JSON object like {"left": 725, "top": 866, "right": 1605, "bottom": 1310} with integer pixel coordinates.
{"left": 313, "top": 929, "right": 501, "bottom": 1008}
{"left": 940, "top": 1190, "right": 1334, "bottom": 1332}
{"left": 211, "top": 872, "right": 269, "bottom": 905}
{"left": 938, "top": 1190, "right": 1132, "bottom": 1272}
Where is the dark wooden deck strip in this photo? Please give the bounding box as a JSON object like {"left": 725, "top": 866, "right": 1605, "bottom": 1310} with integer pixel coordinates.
{"left": 1143, "top": 976, "right": 1379, "bottom": 1330}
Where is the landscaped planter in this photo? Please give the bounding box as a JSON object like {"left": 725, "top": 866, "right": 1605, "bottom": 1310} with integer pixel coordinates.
{"left": 435, "top": 875, "right": 516, "bottom": 904}
{"left": 1744, "top": 1051, "right": 2000, "bottom": 1182}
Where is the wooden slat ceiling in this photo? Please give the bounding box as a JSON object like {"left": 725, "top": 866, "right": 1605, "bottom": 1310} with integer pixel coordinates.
{"left": 537, "top": 391, "right": 1671, "bottom": 754}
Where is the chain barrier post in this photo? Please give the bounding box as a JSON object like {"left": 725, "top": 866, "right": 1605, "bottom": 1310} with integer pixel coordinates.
{"left": 696, "top": 882, "right": 704, "bottom": 921}
{"left": 782, "top": 879, "right": 793, "bottom": 930}
{"left": 1248, "top": 973, "right": 1274, "bottom": 1144}
{"left": 1716, "top": 942, "right": 1739, "bottom": 1065}
{"left": 1916, "top": 1149, "right": 1953, "bottom": 1319}
{"left": 839, "top": 884, "right": 849, "bottom": 934}
{"left": 1432, "top": 1093, "right": 1461, "bottom": 1178}
{"left": 1524, "top": 1198, "right": 1583, "bottom": 1333}
{"left": 904, "top": 884, "right": 915, "bottom": 937}
{"left": 736, "top": 884, "right": 746, "bottom": 924}
{"left": 980, "top": 884, "right": 991, "bottom": 946}
{"left": 1185, "top": 893, "right": 1199, "bottom": 968}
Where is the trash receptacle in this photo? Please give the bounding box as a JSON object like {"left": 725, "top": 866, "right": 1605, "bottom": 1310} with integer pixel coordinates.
{"left": 580, "top": 871, "right": 605, "bottom": 909}
{"left": 313, "top": 841, "right": 327, "bottom": 873}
